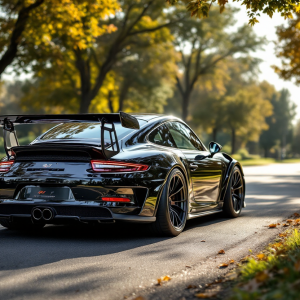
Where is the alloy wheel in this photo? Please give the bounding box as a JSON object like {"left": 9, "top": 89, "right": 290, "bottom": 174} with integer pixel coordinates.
{"left": 231, "top": 169, "right": 244, "bottom": 213}
{"left": 168, "top": 173, "right": 187, "bottom": 230}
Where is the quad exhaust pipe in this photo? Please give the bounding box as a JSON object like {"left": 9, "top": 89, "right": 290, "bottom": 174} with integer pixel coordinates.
{"left": 32, "top": 208, "right": 43, "bottom": 221}
{"left": 32, "top": 207, "right": 54, "bottom": 221}
{"left": 42, "top": 208, "right": 53, "bottom": 221}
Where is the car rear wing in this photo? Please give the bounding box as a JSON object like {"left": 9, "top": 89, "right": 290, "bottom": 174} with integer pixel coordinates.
{"left": 0, "top": 112, "right": 140, "bottom": 160}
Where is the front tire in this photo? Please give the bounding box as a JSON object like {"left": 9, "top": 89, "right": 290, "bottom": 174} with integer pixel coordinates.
{"left": 223, "top": 166, "right": 245, "bottom": 217}
{"left": 149, "top": 168, "right": 188, "bottom": 237}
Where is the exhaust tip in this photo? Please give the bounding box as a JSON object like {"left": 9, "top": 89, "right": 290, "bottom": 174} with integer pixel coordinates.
{"left": 42, "top": 208, "right": 53, "bottom": 221}
{"left": 32, "top": 208, "right": 43, "bottom": 221}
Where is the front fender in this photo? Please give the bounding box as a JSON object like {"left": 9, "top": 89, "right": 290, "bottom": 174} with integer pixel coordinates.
{"left": 220, "top": 156, "right": 245, "bottom": 202}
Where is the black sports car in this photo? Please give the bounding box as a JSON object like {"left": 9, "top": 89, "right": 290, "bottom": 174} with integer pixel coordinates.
{"left": 0, "top": 113, "right": 245, "bottom": 236}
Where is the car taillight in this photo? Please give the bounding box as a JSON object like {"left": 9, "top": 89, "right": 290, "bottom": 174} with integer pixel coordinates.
{"left": 0, "top": 161, "right": 14, "bottom": 172}
{"left": 91, "top": 160, "right": 149, "bottom": 172}
{"left": 102, "top": 197, "right": 131, "bottom": 202}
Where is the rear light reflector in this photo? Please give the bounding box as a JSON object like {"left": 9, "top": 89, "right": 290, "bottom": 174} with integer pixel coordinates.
{"left": 91, "top": 160, "right": 149, "bottom": 172}
{"left": 102, "top": 197, "right": 131, "bottom": 202}
{"left": 0, "top": 161, "right": 14, "bottom": 172}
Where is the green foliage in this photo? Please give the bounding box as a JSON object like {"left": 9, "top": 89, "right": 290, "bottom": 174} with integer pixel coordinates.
{"left": 172, "top": 5, "right": 264, "bottom": 122}
{"left": 231, "top": 229, "right": 300, "bottom": 300}
{"left": 274, "top": 13, "right": 300, "bottom": 84}
{"left": 259, "top": 88, "right": 296, "bottom": 158}
{"left": 191, "top": 58, "right": 272, "bottom": 154}
{"left": 19, "top": 0, "right": 179, "bottom": 114}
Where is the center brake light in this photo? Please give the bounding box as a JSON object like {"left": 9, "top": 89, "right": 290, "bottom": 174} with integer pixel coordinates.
{"left": 91, "top": 160, "right": 149, "bottom": 172}
{"left": 0, "top": 161, "right": 14, "bottom": 172}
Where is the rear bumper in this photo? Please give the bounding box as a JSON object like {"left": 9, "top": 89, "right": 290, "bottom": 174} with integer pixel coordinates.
{"left": 0, "top": 202, "right": 156, "bottom": 224}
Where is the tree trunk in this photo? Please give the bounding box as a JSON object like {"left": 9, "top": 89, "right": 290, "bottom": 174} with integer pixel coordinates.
{"left": 0, "top": 0, "right": 44, "bottom": 76}
{"left": 118, "top": 81, "right": 130, "bottom": 112}
{"left": 231, "top": 127, "right": 236, "bottom": 155}
{"left": 281, "top": 130, "right": 287, "bottom": 160}
{"left": 212, "top": 127, "right": 217, "bottom": 142}
{"left": 79, "top": 94, "right": 91, "bottom": 114}
{"left": 264, "top": 148, "right": 269, "bottom": 158}
{"left": 107, "top": 90, "right": 114, "bottom": 113}
{"left": 182, "top": 91, "right": 191, "bottom": 122}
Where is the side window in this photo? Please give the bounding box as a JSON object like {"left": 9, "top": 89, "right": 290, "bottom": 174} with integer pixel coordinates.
{"left": 148, "top": 124, "right": 176, "bottom": 148}
{"left": 167, "top": 122, "right": 204, "bottom": 151}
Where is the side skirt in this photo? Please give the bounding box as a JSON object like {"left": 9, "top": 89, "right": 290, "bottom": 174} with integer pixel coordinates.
{"left": 187, "top": 209, "right": 223, "bottom": 220}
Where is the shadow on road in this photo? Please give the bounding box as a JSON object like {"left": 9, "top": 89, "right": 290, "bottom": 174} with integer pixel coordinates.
{"left": 0, "top": 174, "right": 299, "bottom": 273}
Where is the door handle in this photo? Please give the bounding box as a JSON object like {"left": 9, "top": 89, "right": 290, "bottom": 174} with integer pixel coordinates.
{"left": 189, "top": 163, "right": 198, "bottom": 171}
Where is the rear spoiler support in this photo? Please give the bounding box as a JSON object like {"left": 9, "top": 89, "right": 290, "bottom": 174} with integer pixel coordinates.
{"left": 0, "top": 112, "right": 139, "bottom": 160}
{"left": 3, "top": 118, "right": 19, "bottom": 159}
{"left": 100, "top": 118, "right": 120, "bottom": 160}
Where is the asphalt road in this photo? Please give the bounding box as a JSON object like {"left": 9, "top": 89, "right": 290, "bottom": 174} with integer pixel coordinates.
{"left": 0, "top": 163, "right": 300, "bottom": 300}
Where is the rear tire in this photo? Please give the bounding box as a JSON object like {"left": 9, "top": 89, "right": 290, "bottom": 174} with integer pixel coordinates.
{"left": 0, "top": 219, "right": 45, "bottom": 231}
{"left": 149, "top": 168, "right": 188, "bottom": 237}
{"left": 223, "top": 166, "right": 245, "bottom": 218}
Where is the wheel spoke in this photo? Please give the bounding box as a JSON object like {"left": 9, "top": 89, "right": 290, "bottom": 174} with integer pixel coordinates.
{"left": 234, "top": 177, "right": 241, "bottom": 187}
{"left": 171, "top": 208, "right": 181, "bottom": 226}
{"left": 171, "top": 176, "right": 180, "bottom": 193}
{"left": 234, "top": 173, "right": 239, "bottom": 186}
{"left": 171, "top": 204, "right": 185, "bottom": 213}
{"left": 233, "top": 193, "right": 242, "bottom": 201}
{"left": 171, "top": 198, "right": 187, "bottom": 203}
{"left": 232, "top": 185, "right": 242, "bottom": 191}
{"left": 232, "top": 197, "right": 236, "bottom": 210}
{"left": 169, "top": 185, "right": 184, "bottom": 199}
{"left": 168, "top": 174, "right": 187, "bottom": 229}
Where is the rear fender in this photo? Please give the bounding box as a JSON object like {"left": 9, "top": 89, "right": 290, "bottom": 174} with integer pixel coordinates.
{"left": 152, "top": 160, "right": 191, "bottom": 217}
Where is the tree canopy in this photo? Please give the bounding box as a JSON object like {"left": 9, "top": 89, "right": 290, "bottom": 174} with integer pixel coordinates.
{"left": 167, "top": 0, "right": 300, "bottom": 25}
{"left": 274, "top": 13, "right": 300, "bottom": 85}
{"left": 0, "top": 0, "right": 118, "bottom": 76}
{"left": 172, "top": 6, "right": 263, "bottom": 121}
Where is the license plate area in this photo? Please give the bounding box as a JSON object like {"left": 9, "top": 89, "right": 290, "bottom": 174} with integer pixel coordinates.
{"left": 16, "top": 186, "right": 74, "bottom": 201}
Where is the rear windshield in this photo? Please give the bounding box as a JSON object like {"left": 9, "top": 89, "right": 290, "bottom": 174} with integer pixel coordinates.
{"left": 40, "top": 121, "right": 144, "bottom": 142}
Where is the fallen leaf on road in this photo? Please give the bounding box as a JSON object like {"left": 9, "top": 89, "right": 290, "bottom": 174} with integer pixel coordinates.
{"left": 268, "top": 224, "right": 277, "bottom": 228}
{"left": 187, "top": 284, "right": 197, "bottom": 289}
{"left": 294, "top": 213, "right": 300, "bottom": 217}
{"left": 279, "top": 233, "right": 287, "bottom": 237}
{"left": 219, "top": 263, "right": 228, "bottom": 268}
{"left": 287, "top": 219, "right": 293, "bottom": 223}
{"left": 277, "top": 223, "right": 281, "bottom": 225}
{"left": 256, "top": 253, "right": 265, "bottom": 260}
{"left": 218, "top": 250, "right": 225, "bottom": 254}
{"left": 195, "top": 293, "right": 217, "bottom": 298}
{"left": 201, "top": 240, "right": 206, "bottom": 242}
{"left": 157, "top": 275, "right": 171, "bottom": 285}
{"left": 215, "top": 279, "right": 223, "bottom": 283}
{"left": 283, "top": 223, "right": 289, "bottom": 227}
{"left": 186, "top": 265, "right": 192, "bottom": 268}
{"left": 240, "top": 257, "right": 249, "bottom": 263}
{"left": 133, "top": 297, "right": 145, "bottom": 300}
{"left": 229, "top": 259, "right": 235, "bottom": 264}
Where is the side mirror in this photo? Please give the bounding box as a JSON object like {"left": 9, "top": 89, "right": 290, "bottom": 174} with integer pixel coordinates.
{"left": 208, "top": 141, "right": 222, "bottom": 156}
